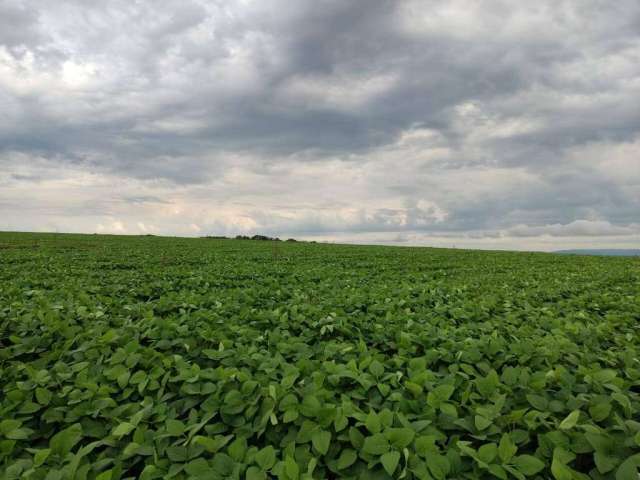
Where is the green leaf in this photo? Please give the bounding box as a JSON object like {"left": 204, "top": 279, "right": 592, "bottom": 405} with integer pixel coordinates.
{"left": 221, "top": 390, "right": 246, "bottom": 415}
{"left": 513, "top": 454, "right": 545, "bottom": 476}
{"left": 365, "top": 411, "right": 381, "bottom": 434}
{"left": 0, "top": 420, "right": 21, "bottom": 435}
{"left": 349, "top": 427, "right": 364, "bottom": 449}
{"left": 33, "top": 448, "right": 51, "bottom": 467}
{"left": 616, "top": 454, "right": 640, "bottom": 480}
{"left": 504, "top": 465, "right": 526, "bottom": 480}
{"left": 381, "top": 451, "right": 401, "bottom": 476}
{"left": 283, "top": 410, "right": 298, "bottom": 423}
{"left": 50, "top": 423, "right": 83, "bottom": 455}
{"left": 385, "top": 427, "right": 415, "bottom": 449}
{"left": 299, "top": 395, "right": 321, "bottom": 418}
{"left": 362, "top": 434, "right": 390, "bottom": 455}
{"left": 592, "top": 369, "right": 617, "bottom": 384}
{"left": 488, "top": 464, "right": 508, "bottom": 479}
{"left": 551, "top": 447, "right": 575, "bottom": 480}
{"left": 311, "top": 430, "right": 331, "bottom": 455}
{"left": 255, "top": 445, "right": 277, "bottom": 470}
{"left": 414, "top": 436, "right": 437, "bottom": 457}
{"left": 35, "top": 388, "right": 52, "bottom": 405}
{"left": 425, "top": 452, "right": 450, "bottom": 480}
{"left": 0, "top": 419, "right": 31, "bottom": 440}
{"left": 477, "top": 443, "right": 497, "bottom": 464}
{"left": 122, "top": 441, "right": 141, "bottom": 458}
{"left": 589, "top": 402, "right": 611, "bottom": 422}
{"left": 440, "top": 403, "right": 458, "bottom": 418}
{"left": 559, "top": 410, "right": 580, "bottom": 430}
{"left": 166, "top": 445, "right": 188, "bottom": 462}
{"left": 19, "top": 402, "right": 40, "bottom": 414}
{"left": 284, "top": 456, "right": 299, "bottom": 480}
{"left": 499, "top": 433, "right": 517, "bottom": 463}
{"left": 211, "top": 453, "right": 235, "bottom": 477}
{"left": 334, "top": 413, "right": 348, "bottom": 432}
{"left": 553, "top": 447, "right": 575, "bottom": 465}
{"left": 433, "top": 384, "right": 455, "bottom": 401}
{"left": 306, "top": 457, "right": 317, "bottom": 476}
{"left": 228, "top": 436, "right": 247, "bottom": 462}
{"left": 476, "top": 370, "right": 500, "bottom": 397}
{"left": 140, "top": 465, "right": 159, "bottom": 480}
{"left": 246, "top": 466, "right": 266, "bottom": 480}
{"left": 112, "top": 422, "right": 135, "bottom": 438}
{"left": 428, "top": 384, "right": 455, "bottom": 407}
{"left": 612, "top": 392, "right": 632, "bottom": 417}
{"left": 585, "top": 432, "right": 613, "bottom": 453}
{"left": 193, "top": 434, "right": 233, "bottom": 453}
{"left": 4, "top": 427, "right": 31, "bottom": 440}
{"left": 166, "top": 419, "right": 185, "bottom": 436}
{"left": 184, "top": 458, "right": 212, "bottom": 477}
{"left": 96, "top": 470, "right": 112, "bottom": 480}
{"left": 336, "top": 449, "right": 358, "bottom": 469}
{"left": 369, "top": 360, "right": 384, "bottom": 377}
{"left": 526, "top": 394, "right": 548, "bottom": 411}
{"left": 594, "top": 451, "right": 619, "bottom": 474}
{"left": 117, "top": 370, "right": 131, "bottom": 388}
{"left": 474, "top": 415, "right": 492, "bottom": 431}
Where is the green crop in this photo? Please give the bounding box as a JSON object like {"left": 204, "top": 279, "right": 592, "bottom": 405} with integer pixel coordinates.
{"left": 1, "top": 232, "right": 639, "bottom": 479}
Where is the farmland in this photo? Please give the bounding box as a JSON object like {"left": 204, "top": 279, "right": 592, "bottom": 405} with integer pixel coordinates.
{"left": 0, "top": 232, "right": 639, "bottom": 479}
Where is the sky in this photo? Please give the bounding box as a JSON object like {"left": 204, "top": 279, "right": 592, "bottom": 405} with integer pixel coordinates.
{"left": 1, "top": 0, "right": 639, "bottom": 251}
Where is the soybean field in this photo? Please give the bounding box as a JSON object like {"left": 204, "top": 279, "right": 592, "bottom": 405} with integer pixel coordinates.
{"left": 0, "top": 232, "right": 639, "bottom": 479}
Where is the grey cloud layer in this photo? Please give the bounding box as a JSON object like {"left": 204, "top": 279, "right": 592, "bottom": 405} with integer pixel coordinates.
{"left": 1, "top": 0, "right": 639, "bottom": 248}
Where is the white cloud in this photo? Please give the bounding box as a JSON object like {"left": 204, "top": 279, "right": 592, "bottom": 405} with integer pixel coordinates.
{"left": 452, "top": 102, "right": 543, "bottom": 141}
{"left": 97, "top": 219, "right": 126, "bottom": 234}
{"left": 507, "top": 220, "right": 640, "bottom": 237}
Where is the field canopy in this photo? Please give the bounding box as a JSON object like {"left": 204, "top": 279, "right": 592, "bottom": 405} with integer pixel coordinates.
{"left": 0, "top": 233, "right": 639, "bottom": 479}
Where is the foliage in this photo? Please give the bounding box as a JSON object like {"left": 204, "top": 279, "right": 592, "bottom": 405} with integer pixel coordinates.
{"left": 0, "top": 233, "right": 639, "bottom": 479}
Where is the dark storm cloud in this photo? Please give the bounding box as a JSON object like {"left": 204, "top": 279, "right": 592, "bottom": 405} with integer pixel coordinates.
{"left": 0, "top": 0, "right": 639, "bottom": 246}
{"left": 4, "top": 0, "right": 638, "bottom": 159}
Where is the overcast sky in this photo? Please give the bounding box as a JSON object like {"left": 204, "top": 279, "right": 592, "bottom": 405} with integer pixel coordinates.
{"left": 1, "top": 1, "right": 639, "bottom": 250}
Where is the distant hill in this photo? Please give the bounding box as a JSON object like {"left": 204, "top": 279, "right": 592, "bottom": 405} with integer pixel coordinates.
{"left": 555, "top": 249, "right": 640, "bottom": 256}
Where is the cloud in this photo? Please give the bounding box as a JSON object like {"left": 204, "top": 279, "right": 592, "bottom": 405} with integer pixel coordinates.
{"left": 0, "top": 2, "right": 43, "bottom": 49}
{"left": 0, "top": 1, "right": 639, "bottom": 250}
{"left": 507, "top": 220, "right": 640, "bottom": 238}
